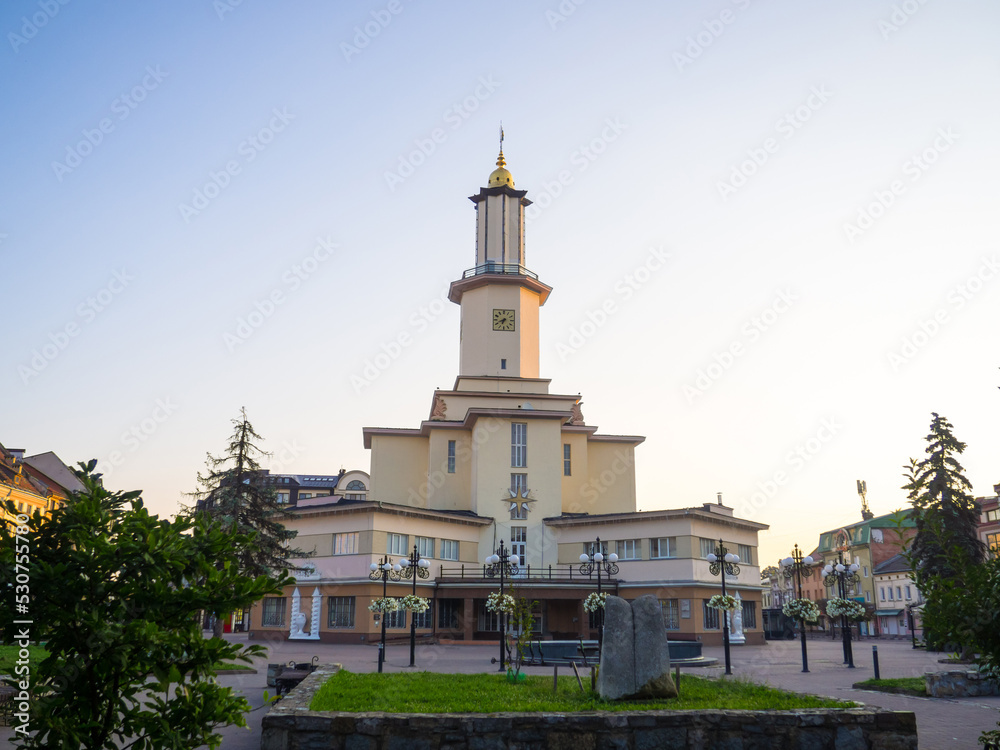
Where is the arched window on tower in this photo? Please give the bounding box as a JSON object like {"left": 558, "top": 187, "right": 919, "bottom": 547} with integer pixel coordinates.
{"left": 344, "top": 480, "right": 367, "bottom": 501}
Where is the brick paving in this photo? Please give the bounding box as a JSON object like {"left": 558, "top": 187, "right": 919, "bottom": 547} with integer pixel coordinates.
{"left": 3, "top": 634, "right": 997, "bottom": 748}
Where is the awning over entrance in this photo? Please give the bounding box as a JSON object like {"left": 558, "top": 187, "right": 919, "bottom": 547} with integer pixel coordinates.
{"left": 876, "top": 609, "right": 903, "bottom": 616}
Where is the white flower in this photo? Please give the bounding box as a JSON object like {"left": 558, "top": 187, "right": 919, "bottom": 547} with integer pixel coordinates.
{"left": 708, "top": 594, "right": 739, "bottom": 611}
{"left": 368, "top": 597, "right": 399, "bottom": 614}
{"left": 485, "top": 591, "right": 515, "bottom": 614}
{"left": 583, "top": 592, "right": 607, "bottom": 613}
{"left": 400, "top": 594, "right": 430, "bottom": 613}
{"left": 826, "top": 598, "right": 866, "bottom": 620}
{"left": 782, "top": 598, "right": 821, "bottom": 622}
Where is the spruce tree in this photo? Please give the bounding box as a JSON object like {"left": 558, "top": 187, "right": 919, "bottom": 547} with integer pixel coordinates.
{"left": 189, "top": 408, "right": 309, "bottom": 635}
{"left": 905, "top": 413, "right": 984, "bottom": 578}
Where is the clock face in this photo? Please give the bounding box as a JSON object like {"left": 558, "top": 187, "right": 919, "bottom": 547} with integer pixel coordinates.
{"left": 492, "top": 308, "right": 515, "bottom": 331}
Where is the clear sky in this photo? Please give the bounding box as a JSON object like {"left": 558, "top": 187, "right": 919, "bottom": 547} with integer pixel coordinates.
{"left": 3, "top": 0, "right": 998, "bottom": 568}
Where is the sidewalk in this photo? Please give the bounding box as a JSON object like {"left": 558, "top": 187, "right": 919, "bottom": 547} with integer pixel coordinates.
{"left": 4, "top": 636, "right": 997, "bottom": 749}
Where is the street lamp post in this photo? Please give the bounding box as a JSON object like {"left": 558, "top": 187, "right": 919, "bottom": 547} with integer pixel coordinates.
{"left": 484, "top": 540, "right": 520, "bottom": 672}
{"left": 368, "top": 555, "right": 402, "bottom": 673}
{"left": 780, "top": 544, "right": 815, "bottom": 673}
{"left": 822, "top": 552, "right": 861, "bottom": 669}
{"left": 706, "top": 539, "right": 741, "bottom": 676}
{"left": 400, "top": 544, "right": 431, "bottom": 668}
{"left": 578, "top": 536, "right": 619, "bottom": 654}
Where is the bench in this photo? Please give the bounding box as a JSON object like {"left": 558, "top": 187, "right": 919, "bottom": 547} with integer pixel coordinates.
{"left": 518, "top": 640, "right": 598, "bottom": 667}
{"left": 268, "top": 658, "right": 319, "bottom": 695}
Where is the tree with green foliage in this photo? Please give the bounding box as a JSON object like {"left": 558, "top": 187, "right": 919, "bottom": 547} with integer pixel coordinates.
{"left": 188, "top": 408, "right": 309, "bottom": 635}
{"left": 904, "top": 413, "right": 984, "bottom": 581}
{"left": 0, "top": 461, "right": 290, "bottom": 750}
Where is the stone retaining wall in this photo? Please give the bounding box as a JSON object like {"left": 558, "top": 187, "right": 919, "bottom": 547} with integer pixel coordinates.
{"left": 262, "top": 666, "right": 917, "bottom": 750}
{"left": 926, "top": 669, "right": 1000, "bottom": 698}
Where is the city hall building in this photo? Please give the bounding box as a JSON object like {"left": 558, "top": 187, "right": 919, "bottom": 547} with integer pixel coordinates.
{"left": 248, "top": 147, "right": 768, "bottom": 647}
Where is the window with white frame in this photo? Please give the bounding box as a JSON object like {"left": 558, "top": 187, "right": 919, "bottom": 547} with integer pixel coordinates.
{"left": 650, "top": 537, "right": 676, "bottom": 559}
{"left": 416, "top": 536, "right": 434, "bottom": 559}
{"left": 327, "top": 597, "right": 355, "bottom": 628}
{"left": 863, "top": 566, "right": 869, "bottom": 577}
{"left": 616, "top": 539, "right": 640, "bottom": 560}
{"left": 880, "top": 587, "right": 885, "bottom": 601}
{"left": 333, "top": 532, "right": 358, "bottom": 555}
{"left": 986, "top": 508, "right": 1000, "bottom": 522}
{"left": 511, "top": 423, "right": 527, "bottom": 467}
{"left": 345, "top": 480, "right": 366, "bottom": 501}
{"left": 905, "top": 585, "right": 912, "bottom": 600}
{"left": 896, "top": 586, "right": 902, "bottom": 600}
{"left": 699, "top": 538, "right": 717, "bottom": 558}
{"left": 261, "top": 597, "right": 286, "bottom": 627}
{"left": 563, "top": 444, "right": 571, "bottom": 476}
{"left": 440, "top": 539, "right": 459, "bottom": 561}
{"left": 413, "top": 608, "right": 432, "bottom": 629}
{"left": 660, "top": 599, "right": 680, "bottom": 630}
{"left": 737, "top": 544, "right": 753, "bottom": 565}
{"left": 299, "top": 493, "right": 313, "bottom": 500}
{"left": 447, "top": 440, "right": 456, "bottom": 473}
{"left": 387, "top": 533, "right": 408, "bottom": 556}
{"left": 276, "top": 491, "right": 290, "bottom": 504}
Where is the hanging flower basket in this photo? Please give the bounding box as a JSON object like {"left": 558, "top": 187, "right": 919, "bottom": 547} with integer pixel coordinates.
{"left": 583, "top": 592, "right": 608, "bottom": 613}
{"left": 399, "top": 594, "right": 430, "bottom": 613}
{"left": 485, "top": 592, "right": 515, "bottom": 614}
{"left": 826, "top": 598, "right": 866, "bottom": 620}
{"left": 708, "top": 594, "right": 739, "bottom": 611}
{"left": 368, "top": 597, "right": 399, "bottom": 614}
{"left": 782, "top": 598, "right": 821, "bottom": 622}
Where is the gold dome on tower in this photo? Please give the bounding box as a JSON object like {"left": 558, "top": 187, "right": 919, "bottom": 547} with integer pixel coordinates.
{"left": 488, "top": 148, "right": 514, "bottom": 188}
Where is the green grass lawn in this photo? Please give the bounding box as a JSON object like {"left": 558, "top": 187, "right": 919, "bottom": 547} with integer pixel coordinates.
{"left": 310, "top": 671, "right": 856, "bottom": 713}
{"left": 0, "top": 644, "right": 49, "bottom": 674}
{"left": 853, "top": 676, "right": 926, "bottom": 696}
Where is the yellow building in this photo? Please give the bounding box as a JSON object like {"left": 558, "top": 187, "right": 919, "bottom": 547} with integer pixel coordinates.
{"left": 250, "top": 147, "right": 768, "bottom": 646}
{"left": 1, "top": 443, "right": 81, "bottom": 525}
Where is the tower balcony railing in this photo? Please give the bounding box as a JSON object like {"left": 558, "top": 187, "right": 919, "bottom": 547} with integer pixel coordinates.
{"left": 461, "top": 263, "right": 538, "bottom": 280}
{"left": 438, "top": 563, "right": 618, "bottom": 584}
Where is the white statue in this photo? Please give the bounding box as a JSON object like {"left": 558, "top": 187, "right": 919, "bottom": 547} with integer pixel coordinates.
{"left": 729, "top": 592, "right": 746, "bottom": 645}
{"left": 290, "top": 611, "right": 308, "bottom": 638}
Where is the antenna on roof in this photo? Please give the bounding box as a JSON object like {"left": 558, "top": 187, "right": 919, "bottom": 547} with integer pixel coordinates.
{"left": 857, "top": 480, "right": 873, "bottom": 520}
{"left": 717, "top": 492, "right": 723, "bottom": 505}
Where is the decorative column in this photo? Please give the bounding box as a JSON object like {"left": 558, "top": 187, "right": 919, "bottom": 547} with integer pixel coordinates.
{"left": 289, "top": 587, "right": 309, "bottom": 639}
{"left": 306, "top": 587, "right": 321, "bottom": 640}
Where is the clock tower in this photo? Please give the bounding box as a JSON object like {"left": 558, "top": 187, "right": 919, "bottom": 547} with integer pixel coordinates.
{"left": 448, "top": 144, "right": 551, "bottom": 380}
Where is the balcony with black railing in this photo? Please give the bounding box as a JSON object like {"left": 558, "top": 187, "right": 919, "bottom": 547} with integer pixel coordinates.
{"left": 462, "top": 263, "right": 538, "bottom": 280}
{"left": 438, "top": 563, "right": 618, "bottom": 585}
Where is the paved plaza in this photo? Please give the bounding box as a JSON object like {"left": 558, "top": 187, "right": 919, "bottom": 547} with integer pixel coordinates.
{"left": 4, "top": 635, "right": 997, "bottom": 748}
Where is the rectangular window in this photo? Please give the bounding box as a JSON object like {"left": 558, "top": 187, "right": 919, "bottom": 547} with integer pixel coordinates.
{"left": 510, "top": 473, "right": 527, "bottom": 494}
{"left": 500, "top": 358, "right": 506, "bottom": 370}
{"left": 478, "top": 603, "right": 502, "bottom": 632}
{"left": 384, "top": 605, "right": 406, "bottom": 629}
{"left": 511, "top": 423, "right": 527, "bottom": 467}
{"left": 616, "top": 539, "right": 640, "bottom": 560}
{"left": 703, "top": 601, "right": 720, "bottom": 630}
{"left": 438, "top": 598, "right": 461, "bottom": 629}
{"left": 986, "top": 508, "right": 1000, "bottom": 522}
{"left": 896, "top": 586, "right": 902, "bottom": 600}
{"left": 327, "top": 596, "right": 355, "bottom": 628}
{"left": 447, "top": 440, "right": 456, "bottom": 473}
{"left": 742, "top": 601, "right": 757, "bottom": 629}
{"left": 699, "top": 538, "right": 717, "bottom": 559}
{"left": 416, "top": 536, "right": 434, "bottom": 559}
{"left": 333, "top": 532, "right": 358, "bottom": 555}
{"left": 880, "top": 587, "right": 886, "bottom": 601}
{"left": 863, "top": 566, "right": 869, "bottom": 578}
{"left": 261, "top": 597, "right": 286, "bottom": 628}
{"left": 989, "top": 533, "right": 1000, "bottom": 555}
{"left": 738, "top": 544, "right": 753, "bottom": 565}
{"left": 276, "top": 491, "right": 290, "bottom": 504}
{"left": 651, "top": 537, "right": 676, "bottom": 559}
{"left": 888, "top": 587, "right": 894, "bottom": 601}
{"left": 440, "top": 539, "right": 459, "bottom": 561}
{"left": 511, "top": 502, "right": 527, "bottom": 520}
{"left": 905, "top": 585, "right": 912, "bottom": 600}
{"left": 413, "top": 609, "right": 432, "bottom": 629}
{"left": 298, "top": 493, "right": 313, "bottom": 500}
{"left": 387, "top": 533, "right": 408, "bottom": 556}
{"left": 660, "top": 599, "right": 680, "bottom": 630}
{"left": 563, "top": 444, "right": 571, "bottom": 476}
{"left": 865, "top": 591, "right": 871, "bottom": 602}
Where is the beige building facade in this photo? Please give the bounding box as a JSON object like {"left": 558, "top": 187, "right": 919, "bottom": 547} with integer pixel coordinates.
{"left": 249, "top": 147, "right": 768, "bottom": 647}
